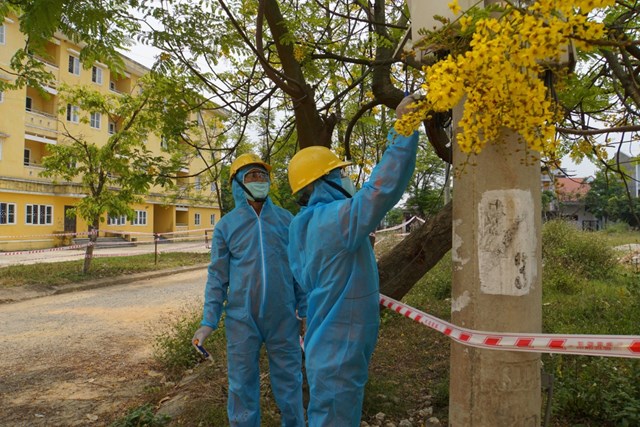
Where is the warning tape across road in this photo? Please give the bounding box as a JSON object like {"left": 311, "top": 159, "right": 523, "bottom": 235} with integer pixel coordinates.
{"left": 380, "top": 294, "right": 640, "bottom": 359}
{"left": 0, "top": 243, "right": 89, "bottom": 256}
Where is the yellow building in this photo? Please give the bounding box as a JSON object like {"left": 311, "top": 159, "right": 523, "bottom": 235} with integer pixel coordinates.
{"left": 0, "top": 15, "right": 221, "bottom": 250}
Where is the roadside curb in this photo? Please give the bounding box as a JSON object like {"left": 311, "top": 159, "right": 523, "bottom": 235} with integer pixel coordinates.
{"left": 0, "top": 263, "right": 209, "bottom": 305}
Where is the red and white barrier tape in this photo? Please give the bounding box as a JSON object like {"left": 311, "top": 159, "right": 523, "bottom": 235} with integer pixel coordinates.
{"left": 379, "top": 294, "right": 640, "bottom": 359}
{"left": 0, "top": 243, "right": 89, "bottom": 256}
{"left": 0, "top": 231, "right": 90, "bottom": 240}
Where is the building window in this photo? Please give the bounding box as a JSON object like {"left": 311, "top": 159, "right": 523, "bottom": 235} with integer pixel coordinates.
{"left": 0, "top": 141, "right": 3, "bottom": 161}
{"left": 160, "top": 136, "right": 168, "bottom": 150}
{"left": 25, "top": 96, "right": 32, "bottom": 111}
{"left": 210, "top": 214, "right": 216, "bottom": 225}
{"left": 210, "top": 182, "right": 217, "bottom": 193}
{"left": 0, "top": 91, "right": 4, "bottom": 103}
{"left": 23, "top": 148, "right": 30, "bottom": 166}
{"left": 109, "top": 81, "right": 116, "bottom": 91}
{"left": 66, "top": 104, "right": 79, "bottom": 123}
{"left": 195, "top": 177, "right": 201, "bottom": 190}
{"left": 132, "top": 210, "right": 147, "bottom": 226}
{"left": 108, "top": 121, "right": 116, "bottom": 135}
{"left": 107, "top": 214, "right": 126, "bottom": 226}
{"left": 0, "top": 202, "right": 16, "bottom": 224}
{"left": 91, "top": 66, "right": 103, "bottom": 84}
{"left": 90, "top": 112, "right": 101, "bottom": 129}
{"left": 194, "top": 213, "right": 201, "bottom": 226}
{"left": 68, "top": 55, "right": 80, "bottom": 75}
{"left": 26, "top": 204, "right": 53, "bottom": 225}
{"left": 0, "top": 24, "right": 5, "bottom": 45}
{"left": 197, "top": 111, "right": 204, "bottom": 126}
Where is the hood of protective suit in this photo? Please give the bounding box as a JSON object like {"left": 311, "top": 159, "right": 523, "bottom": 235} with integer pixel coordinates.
{"left": 231, "top": 165, "right": 270, "bottom": 206}
{"left": 304, "top": 168, "right": 348, "bottom": 208}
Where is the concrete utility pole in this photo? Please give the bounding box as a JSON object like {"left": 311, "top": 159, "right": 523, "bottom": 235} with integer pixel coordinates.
{"left": 449, "top": 100, "right": 542, "bottom": 425}
{"left": 405, "top": 1, "right": 543, "bottom": 423}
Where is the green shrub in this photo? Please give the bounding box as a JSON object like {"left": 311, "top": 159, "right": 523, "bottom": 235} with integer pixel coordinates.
{"left": 543, "top": 356, "right": 640, "bottom": 426}
{"left": 109, "top": 404, "right": 170, "bottom": 427}
{"left": 542, "top": 220, "right": 617, "bottom": 284}
{"left": 152, "top": 304, "right": 225, "bottom": 379}
{"left": 602, "top": 221, "right": 631, "bottom": 234}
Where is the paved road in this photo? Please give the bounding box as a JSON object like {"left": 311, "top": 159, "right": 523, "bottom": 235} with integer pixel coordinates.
{"left": 0, "top": 268, "right": 208, "bottom": 426}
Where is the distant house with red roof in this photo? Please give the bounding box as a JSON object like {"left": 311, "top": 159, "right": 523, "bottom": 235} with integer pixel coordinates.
{"left": 542, "top": 172, "right": 599, "bottom": 230}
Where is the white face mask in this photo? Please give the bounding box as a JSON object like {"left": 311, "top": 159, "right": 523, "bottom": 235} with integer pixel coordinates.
{"left": 244, "top": 182, "right": 270, "bottom": 201}
{"left": 340, "top": 176, "right": 357, "bottom": 196}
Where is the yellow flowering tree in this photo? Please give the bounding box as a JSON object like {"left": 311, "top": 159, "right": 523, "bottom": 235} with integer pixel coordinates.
{"left": 396, "top": 0, "right": 615, "bottom": 161}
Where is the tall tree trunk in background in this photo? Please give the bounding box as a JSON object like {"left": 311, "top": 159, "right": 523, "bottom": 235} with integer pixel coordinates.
{"left": 261, "top": 0, "right": 336, "bottom": 149}
{"left": 83, "top": 218, "right": 99, "bottom": 274}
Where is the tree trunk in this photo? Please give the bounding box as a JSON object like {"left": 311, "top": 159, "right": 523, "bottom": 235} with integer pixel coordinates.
{"left": 378, "top": 202, "right": 452, "bottom": 300}
{"left": 83, "top": 220, "right": 99, "bottom": 274}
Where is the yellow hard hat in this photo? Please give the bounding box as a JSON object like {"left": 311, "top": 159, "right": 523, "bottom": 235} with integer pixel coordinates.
{"left": 288, "top": 146, "right": 352, "bottom": 194}
{"left": 229, "top": 153, "right": 272, "bottom": 183}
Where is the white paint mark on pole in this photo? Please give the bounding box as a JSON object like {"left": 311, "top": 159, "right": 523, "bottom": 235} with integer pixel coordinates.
{"left": 452, "top": 219, "right": 469, "bottom": 267}
{"left": 478, "top": 189, "right": 536, "bottom": 296}
{"left": 452, "top": 290, "right": 471, "bottom": 312}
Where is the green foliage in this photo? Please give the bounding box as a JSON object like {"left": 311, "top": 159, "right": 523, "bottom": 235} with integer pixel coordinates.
{"left": 602, "top": 221, "right": 631, "bottom": 234}
{"left": 403, "top": 138, "right": 448, "bottom": 218}
{"left": 384, "top": 208, "right": 404, "bottom": 227}
{"left": 109, "top": 404, "right": 170, "bottom": 427}
{"left": 152, "top": 305, "right": 205, "bottom": 378}
{"left": 585, "top": 169, "right": 640, "bottom": 227}
{"left": 152, "top": 305, "right": 226, "bottom": 379}
{"left": 544, "top": 357, "right": 640, "bottom": 426}
{"left": 542, "top": 220, "right": 617, "bottom": 293}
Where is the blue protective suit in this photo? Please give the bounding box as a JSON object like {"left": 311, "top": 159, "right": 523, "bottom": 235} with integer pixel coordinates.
{"left": 201, "top": 166, "right": 307, "bottom": 427}
{"left": 287, "top": 130, "right": 419, "bottom": 427}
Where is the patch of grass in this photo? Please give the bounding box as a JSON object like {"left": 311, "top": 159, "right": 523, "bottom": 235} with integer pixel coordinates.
{"left": 152, "top": 304, "right": 226, "bottom": 380}
{"left": 597, "top": 225, "right": 640, "bottom": 246}
{"left": 0, "top": 252, "right": 209, "bottom": 288}
{"left": 109, "top": 404, "right": 170, "bottom": 427}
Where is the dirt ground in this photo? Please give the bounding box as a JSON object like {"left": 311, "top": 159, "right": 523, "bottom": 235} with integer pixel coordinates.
{"left": 0, "top": 270, "right": 206, "bottom": 427}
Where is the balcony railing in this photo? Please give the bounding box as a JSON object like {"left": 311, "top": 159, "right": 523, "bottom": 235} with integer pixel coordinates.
{"left": 31, "top": 55, "right": 60, "bottom": 81}
{"left": 25, "top": 109, "right": 58, "bottom": 137}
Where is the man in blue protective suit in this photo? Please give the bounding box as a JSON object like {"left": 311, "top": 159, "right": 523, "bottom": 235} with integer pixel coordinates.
{"left": 193, "top": 153, "right": 306, "bottom": 427}
{"left": 286, "top": 95, "right": 419, "bottom": 427}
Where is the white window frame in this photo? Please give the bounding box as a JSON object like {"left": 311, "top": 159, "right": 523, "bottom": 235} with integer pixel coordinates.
{"left": 25, "top": 204, "right": 53, "bottom": 225}
{"left": 132, "top": 210, "right": 147, "bottom": 226}
{"left": 210, "top": 182, "right": 217, "bottom": 193}
{"left": 0, "top": 91, "right": 4, "bottom": 103}
{"left": 210, "top": 214, "right": 216, "bottom": 225}
{"left": 91, "top": 66, "right": 103, "bottom": 84}
{"left": 160, "top": 136, "right": 168, "bottom": 150}
{"left": 194, "top": 213, "right": 201, "bottom": 226}
{"left": 0, "top": 202, "right": 16, "bottom": 225}
{"left": 108, "top": 121, "right": 116, "bottom": 135}
{"left": 68, "top": 55, "right": 80, "bottom": 75}
{"left": 0, "top": 24, "right": 5, "bottom": 45}
{"left": 0, "top": 140, "right": 3, "bottom": 161}
{"left": 195, "top": 177, "right": 201, "bottom": 191}
{"left": 90, "top": 112, "right": 101, "bottom": 129}
{"left": 66, "top": 104, "right": 79, "bottom": 123}
{"left": 107, "top": 214, "right": 126, "bottom": 226}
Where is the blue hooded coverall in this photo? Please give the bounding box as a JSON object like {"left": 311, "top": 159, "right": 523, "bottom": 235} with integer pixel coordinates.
{"left": 201, "top": 166, "right": 307, "bottom": 427}
{"left": 287, "top": 130, "right": 419, "bottom": 426}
